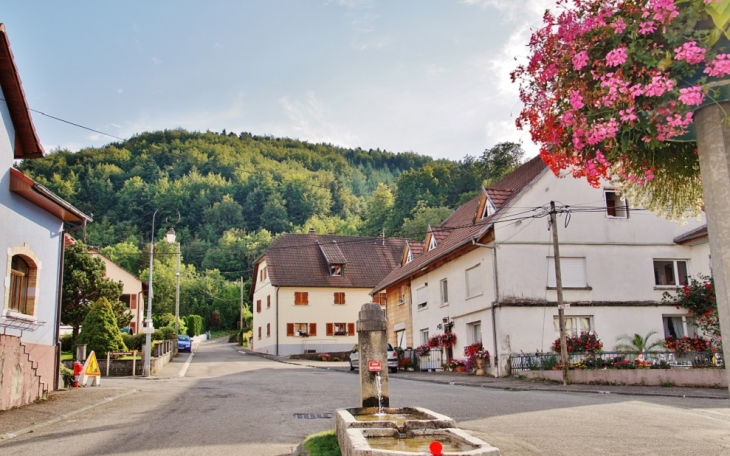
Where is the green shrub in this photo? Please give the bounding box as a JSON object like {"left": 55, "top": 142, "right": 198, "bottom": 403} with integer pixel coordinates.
{"left": 60, "top": 364, "right": 74, "bottom": 388}
{"left": 185, "top": 315, "right": 203, "bottom": 336}
{"left": 60, "top": 334, "right": 74, "bottom": 352}
{"left": 122, "top": 333, "right": 146, "bottom": 351}
{"left": 77, "top": 298, "right": 127, "bottom": 357}
{"left": 160, "top": 326, "right": 176, "bottom": 340}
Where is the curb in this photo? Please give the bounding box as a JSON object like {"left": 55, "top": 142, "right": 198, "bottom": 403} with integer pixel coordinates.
{"left": 241, "top": 349, "right": 729, "bottom": 400}
{"left": 0, "top": 389, "right": 137, "bottom": 442}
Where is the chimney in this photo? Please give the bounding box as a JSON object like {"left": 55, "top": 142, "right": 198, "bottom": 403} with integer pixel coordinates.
{"left": 308, "top": 227, "right": 315, "bottom": 234}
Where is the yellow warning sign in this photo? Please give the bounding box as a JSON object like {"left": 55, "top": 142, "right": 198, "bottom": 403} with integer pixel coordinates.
{"left": 85, "top": 351, "right": 101, "bottom": 377}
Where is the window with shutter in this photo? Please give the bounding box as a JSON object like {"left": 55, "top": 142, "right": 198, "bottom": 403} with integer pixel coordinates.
{"left": 309, "top": 323, "right": 317, "bottom": 337}
{"left": 416, "top": 285, "right": 428, "bottom": 309}
{"left": 333, "top": 323, "right": 347, "bottom": 336}
{"left": 326, "top": 323, "right": 334, "bottom": 336}
{"left": 256, "top": 300, "right": 261, "bottom": 312}
{"left": 287, "top": 323, "right": 295, "bottom": 337}
{"left": 334, "top": 292, "right": 346, "bottom": 305}
{"left": 604, "top": 190, "right": 629, "bottom": 218}
{"left": 295, "top": 292, "right": 309, "bottom": 305}
{"left": 258, "top": 327, "right": 261, "bottom": 339}
{"left": 267, "top": 295, "right": 270, "bottom": 308}
{"left": 347, "top": 323, "right": 355, "bottom": 336}
{"left": 547, "top": 257, "right": 587, "bottom": 288}
{"left": 131, "top": 294, "right": 137, "bottom": 309}
{"left": 465, "top": 265, "right": 483, "bottom": 298}
{"left": 266, "top": 323, "right": 270, "bottom": 337}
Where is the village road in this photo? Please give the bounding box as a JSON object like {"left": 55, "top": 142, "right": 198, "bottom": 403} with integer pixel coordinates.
{"left": 1, "top": 338, "right": 729, "bottom": 455}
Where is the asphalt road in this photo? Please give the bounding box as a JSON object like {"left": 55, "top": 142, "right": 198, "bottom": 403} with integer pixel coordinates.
{"left": 2, "top": 338, "right": 729, "bottom": 455}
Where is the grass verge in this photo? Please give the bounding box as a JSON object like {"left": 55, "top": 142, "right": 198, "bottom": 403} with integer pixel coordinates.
{"left": 302, "top": 430, "right": 340, "bottom": 456}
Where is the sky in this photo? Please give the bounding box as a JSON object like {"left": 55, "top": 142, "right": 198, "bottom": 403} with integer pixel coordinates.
{"left": 1, "top": 0, "right": 555, "bottom": 161}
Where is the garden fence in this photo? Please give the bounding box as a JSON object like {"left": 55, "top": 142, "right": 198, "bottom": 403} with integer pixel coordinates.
{"left": 509, "top": 350, "right": 723, "bottom": 373}
{"left": 417, "top": 349, "right": 444, "bottom": 371}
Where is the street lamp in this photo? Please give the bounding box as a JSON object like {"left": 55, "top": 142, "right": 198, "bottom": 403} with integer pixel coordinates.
{"left": 174, "top": 235, "right": 181, "bottom": 335}
{"left": 144, "top": 209, "right": 180, "bottom": 378}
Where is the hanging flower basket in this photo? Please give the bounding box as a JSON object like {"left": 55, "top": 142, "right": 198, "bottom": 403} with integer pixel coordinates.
{"left": 513, "top": 0, "right": 730, "bottom": 219}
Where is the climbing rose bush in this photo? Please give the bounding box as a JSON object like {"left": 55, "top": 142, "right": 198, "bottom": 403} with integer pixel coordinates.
{"left": 662, "top": 274, "right": 722, "bottom": 349}
{"left": 512, "top": 0, "right": 730, "bottom": 219}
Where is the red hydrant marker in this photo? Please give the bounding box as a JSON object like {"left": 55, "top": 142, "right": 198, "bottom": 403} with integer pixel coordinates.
{"left": 72, "top": 361, "right": 82, "bottom": 388}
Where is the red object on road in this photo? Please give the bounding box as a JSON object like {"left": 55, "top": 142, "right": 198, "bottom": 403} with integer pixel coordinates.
{"left": 429, "top": 441, "right": 443, "bottom": 456}
{"left": 368, "top": 360, "right": 382, "bottom": 372}
{"left": 73, "top": 361, "right": 83, "bottom": 388}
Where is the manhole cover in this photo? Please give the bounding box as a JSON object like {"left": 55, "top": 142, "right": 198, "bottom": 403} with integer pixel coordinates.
{"left": 294, "top": 413, "right": 333, "bottom": 419}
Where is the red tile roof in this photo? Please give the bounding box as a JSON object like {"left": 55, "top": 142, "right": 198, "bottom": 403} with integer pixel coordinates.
{"left": 260, "top": 233, "right": 406, "bottom": 288}
{"left": 407, "top": 240, "right": 424, "bottom": 257}
{"left": 0, "top": 24, "right": 44, "bottom": 159}
{"left": 372, "top": 156, "right": 547, "bottom": 293}
{"left": 673, "top": 224, "right": 708, "bottom": 244}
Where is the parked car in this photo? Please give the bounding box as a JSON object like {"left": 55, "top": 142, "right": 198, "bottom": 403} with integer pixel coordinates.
{"left": 178, "top": 334, "right": 192, "bottom": 352}
{"left": 349, "top": 343, "right": 398, "bottom": 373}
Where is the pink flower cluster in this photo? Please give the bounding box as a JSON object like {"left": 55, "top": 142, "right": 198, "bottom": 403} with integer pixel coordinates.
{"left": 606, "top": 47, "right": 628, "bottom": 66}
{"left": 704, "top": 54, "right": 730, "bottom": 77}
{"left": 674, "top": 41, "right": 706, "bottom": 65}
{"left": 678, "top": 86, "right": 705, "bottom": 106}
{"left": 573, "top": 51, "right": 589, "bottom": 70}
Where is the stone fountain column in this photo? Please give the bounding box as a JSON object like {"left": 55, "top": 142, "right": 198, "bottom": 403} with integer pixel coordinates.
{"left": 357, "top": 302, "right": 389, "bottom": 408}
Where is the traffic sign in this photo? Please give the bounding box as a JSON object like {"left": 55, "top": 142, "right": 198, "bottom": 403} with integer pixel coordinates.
{"left": 85, "top": 351, "right": 101, "bottom": 377}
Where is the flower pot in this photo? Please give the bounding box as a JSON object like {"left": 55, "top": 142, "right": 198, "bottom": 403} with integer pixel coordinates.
{"left": 475, "top": 358, "right": 485, "bottom": 376}
{"left": 455, "top": 365, "right": 466, "bottom": 373}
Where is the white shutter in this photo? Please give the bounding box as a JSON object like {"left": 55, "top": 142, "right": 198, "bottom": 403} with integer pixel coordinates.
{"left": 416, "top": 285, "right": 428, "bottom": 306}
{"left": 547, "top": 257, "right": 586, "bottom": 288}
{"left": 465, "top": 265, "right": 482, "bottom": 298}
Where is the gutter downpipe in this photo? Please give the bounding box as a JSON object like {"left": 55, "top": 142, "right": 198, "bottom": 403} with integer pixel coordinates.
{"left": 472, "top": 240, "right": 500, "bottom": 377}
{"left": 275, "top": 287, "right": 280, "bottom": 356}
{"left": 53, "top": 230, "right": 66, "bottom": 391}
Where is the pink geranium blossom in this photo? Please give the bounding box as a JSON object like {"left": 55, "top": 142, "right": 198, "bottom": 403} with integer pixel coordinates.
{"left": 674, "top": 41, "right": 706, "bottom": 65}
{"left": 638, "top": 21, "right": 657, "bottom": 34}
{"left": 678, "top": 86, "right": 705, "bottom": 106}
{"left": 572, "top": 51, "right": 589, "bottom": 70}
{"left": 606, "top": 47, "right": 628, "bottom": 66}
{"left": 704, "top": 54, "right": 730, "bottom": 77}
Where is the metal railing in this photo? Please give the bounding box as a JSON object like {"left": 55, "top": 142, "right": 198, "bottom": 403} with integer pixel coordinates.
{"left": 509, "top": 351, "right": 724, "bottom": 372}
{"left": 417, "top": 349, "right": 444, "bottom": 371}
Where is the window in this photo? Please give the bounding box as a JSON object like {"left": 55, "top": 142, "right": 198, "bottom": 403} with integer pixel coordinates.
{"left": 267, "top": 295, "right": 270, "bottom": 308}
{"left": 327, "top": 322, "right": 352, "bottom": 336}
{"left": 482, "top": 198, "right": 496, "bottom": 219}
{"left": 406, "top": 249, "right": 414, "bottom": 264}
{"left": 287, "top": 322, "right": 316, "bottom": 337}
{"left": 465, "top": 265, "right": 483, "bottom": 298}
{"left": 654, "top": 260, "right": 689, "bottom": 286}
{"left": 554, "top": 316, "right": 593, "bottom": 338}
{"left": 294, "top": 292, "right": 309, "bottom": 305}
{"left": 605, "top": 190, "right": 629, "bottom": 218}
{"left": 420, "top": 329, "right": 429, "bottom": 345}
{"left": 373, "top": 292, "right": 386, "bottom": 306}
{"left": 263, "top": 267, "right": 267, "bottom": 280}
{"left": 467, "top": 322, "right": 482, "bottom": 345}
{"left": 9, "top": 255, "right": 31, "bottom": 314}
{"left": 428, "top": 234, "right": 437, "bottom": 251}
{"left": 416, "top": 285, "right": 428, "bottom": 309}
{"left": 258, "top": 326, "right": 262, "bottom": 340}
{"left": 330, "top": 264, "right": 343, "bottom": 276}
{"left": 334, "top": 292, "right": 346, "bottom": 305}
{"left": 399, "top": 286, "right": 406, "bottom": 305}
{"left": 440, "top": 279, "right": 449, "bottom": 306}
{"left": 547, "top": 257, "right": 587, "bottom": 288}
{"left": 266, "top": 323, "right": 270, "bottom": 337}
{"left": 256, "top": 300, "right": 261, "bottom": 313}
{"left": 130, "top": 294, "right": 137, "bottom": 310}
{"left": 663, "top": 315, "right": 696, "bottom": 338}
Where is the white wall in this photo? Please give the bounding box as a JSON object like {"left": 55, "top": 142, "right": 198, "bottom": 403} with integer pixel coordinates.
{"left": 0, "top": 86, "right": 63, "bottom": 348}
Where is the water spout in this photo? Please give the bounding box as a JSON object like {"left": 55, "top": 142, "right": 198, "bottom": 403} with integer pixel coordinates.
{"left": 375, "top": 372, "right": 384, "bottom": 415}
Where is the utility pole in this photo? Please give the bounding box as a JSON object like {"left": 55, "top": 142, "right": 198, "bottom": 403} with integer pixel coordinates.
{"left": 239, "top": 276, "right": 244, "bottom": 331}
{"left": 175, "top": 241, "right": 181, "bottom": 335}
{"left": 549, "top": 201, "right": 569, "bottom": 385}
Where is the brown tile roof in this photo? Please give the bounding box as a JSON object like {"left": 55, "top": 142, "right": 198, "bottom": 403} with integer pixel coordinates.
{"left": 673, "top": 224, "right": 708, "bottom": 244}
{"left": 0, "top": 24, "right": 44, "bottom": 159}
{"left": 261, "top": 233, "right": 406, "bottom": 288}
{"left": 372, "top": 156, "right": 547, "bottom": 293}
{"left": 318, "top": 240, "right": 348, "bottom": 264}
{"left": 407, "top": 240, "right": 424, "bottom": 257}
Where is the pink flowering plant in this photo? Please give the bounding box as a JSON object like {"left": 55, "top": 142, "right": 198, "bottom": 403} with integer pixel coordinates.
{"left": 512, "top": 0, "right": 730, "bottom": 219}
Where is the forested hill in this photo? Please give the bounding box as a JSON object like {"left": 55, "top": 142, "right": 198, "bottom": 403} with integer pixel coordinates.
{"left": 18, "top": 129, "right": 523, "bottom": 282}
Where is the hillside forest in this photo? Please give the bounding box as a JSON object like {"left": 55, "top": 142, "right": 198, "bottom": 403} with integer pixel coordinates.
{"left": 19, "top": 129, "right": 524, "bottom": 330}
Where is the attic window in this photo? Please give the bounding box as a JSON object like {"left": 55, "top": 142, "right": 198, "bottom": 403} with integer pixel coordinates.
{"left": 605, "top": 190, "right": 629, "bottom": 218}
{"left": 406, "top": 249, "right": 414, "bottom": 264}
{"left": 330, "top": 264, "right": 343, "bottom": 276}
{"left": 482, "top": 199, "right": 496, "bottom": 219}
{"left": 428, "top": 235, "right": 437, "bottom": 251}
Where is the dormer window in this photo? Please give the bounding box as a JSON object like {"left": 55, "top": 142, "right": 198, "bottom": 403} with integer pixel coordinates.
{"left": 482, "top": 199, "right": 496, "bottom": 219}
{"left": 428, "top": 234, "right": 437, "bottom": 251}
{"left": 330, "top": 264, "right": 343, "bottom": 276}
{"left": 406, "top": 250, "right": 414, "bottom": 263}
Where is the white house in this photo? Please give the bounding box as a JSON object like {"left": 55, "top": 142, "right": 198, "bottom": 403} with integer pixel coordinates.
{"left": 372, "top": 156, "right": 708, "bottom": 375}
{"left": 251, "top": 230, "right": 404, "bottom": 356}
{"left": 0, "top": 24, "right": 92, "bottom": 409}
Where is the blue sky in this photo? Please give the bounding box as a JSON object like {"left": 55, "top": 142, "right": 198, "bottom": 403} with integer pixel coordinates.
{"left": 2, "top": 0, "right": 552, "bottom": 160}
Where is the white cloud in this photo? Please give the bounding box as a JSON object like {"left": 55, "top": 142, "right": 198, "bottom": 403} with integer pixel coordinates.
{"left": 116, "top": 88, "right": 124, "bottom": 94}
{"left": 278, "top": 91, "right": 360, "bottom": 147}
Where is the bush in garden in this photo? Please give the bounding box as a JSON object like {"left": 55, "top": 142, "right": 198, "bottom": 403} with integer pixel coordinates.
{"left": 60, "top": 333, "right": 74, "bottom": 352}
{"left": 552, "top": 332, "right": 603, "bottom": 353}
{"left": 662, "top": 274, "right": 721, "bottom": 350}
{"left": 77, "top": 298, "right": 127, "bottom": 356}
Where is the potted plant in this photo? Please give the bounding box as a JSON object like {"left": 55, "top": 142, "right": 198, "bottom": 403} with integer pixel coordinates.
{"left": 464, "top": 341, "right": 491, "bottom": 375}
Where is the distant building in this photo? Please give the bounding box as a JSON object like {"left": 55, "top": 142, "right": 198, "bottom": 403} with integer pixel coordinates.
{"left": 251, "top": 230, "right": 405, "bottom": 356}
{"left": 0, "top": 24, "right": 92, "bottom": 409}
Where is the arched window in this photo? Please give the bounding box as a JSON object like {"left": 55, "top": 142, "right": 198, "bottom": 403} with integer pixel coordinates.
{"left": 8, "top": 255, "right": 36, "bottom": 316}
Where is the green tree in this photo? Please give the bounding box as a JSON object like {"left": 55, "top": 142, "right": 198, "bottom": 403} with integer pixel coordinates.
{"left": 400, "top": 203, "right": 453, "bottom": 239}
{"left": 361, "top": 183, "right": 395, "bottom": 236}
{"left": 77, "top": 298, "right": 128, "bottom": 356}
{"left": 100, "top": 241, "right": 142, "bottom": 275}
{"left": 62, "top": 241, "right": 124, "bottom": 345}
{"left": 479, "top": 142, "right": 525, "bottom": 184}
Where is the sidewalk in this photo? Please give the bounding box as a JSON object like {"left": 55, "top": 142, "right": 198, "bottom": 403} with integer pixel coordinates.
{"left": 242, "top": 349, "right": 730, "bottom": 400}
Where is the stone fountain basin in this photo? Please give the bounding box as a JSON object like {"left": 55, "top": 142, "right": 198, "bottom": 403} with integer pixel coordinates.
{"left": 336, "top": 407, "right": 455, "bottom": 436}
{"left": 341, "top": 427, "right": 500, "bottom": 456}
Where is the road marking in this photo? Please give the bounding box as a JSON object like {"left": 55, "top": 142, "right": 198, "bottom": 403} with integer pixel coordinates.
{"left": 178, "top": 352, "right": 195, "bottom": 377}
{"left": 0, "top": 389, "right": 137, "bottom": 441}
